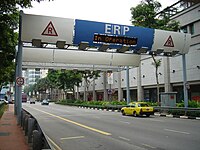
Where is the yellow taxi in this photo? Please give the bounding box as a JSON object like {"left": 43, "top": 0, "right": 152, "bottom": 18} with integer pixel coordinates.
{"left": 121, "top": 102, "right": 154, "bottom": 117}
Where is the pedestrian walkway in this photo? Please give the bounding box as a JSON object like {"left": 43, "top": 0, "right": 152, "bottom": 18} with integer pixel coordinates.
{"left": 0, "top": 104, "right": 30, "bottom": 150}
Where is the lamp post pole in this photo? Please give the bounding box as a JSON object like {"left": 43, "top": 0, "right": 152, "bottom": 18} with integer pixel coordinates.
{"left": 16, "top": 10, "right": 23, "bottom": 124}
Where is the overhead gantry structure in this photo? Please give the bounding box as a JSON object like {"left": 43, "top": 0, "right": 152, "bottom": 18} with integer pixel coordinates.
{"left": 15, "top": 11, "right": 191, "bottom": 124}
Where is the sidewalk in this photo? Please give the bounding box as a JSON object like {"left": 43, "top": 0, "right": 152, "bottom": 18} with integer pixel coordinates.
{"left": 0, "top": 104, "right": 30, "bottom": 150}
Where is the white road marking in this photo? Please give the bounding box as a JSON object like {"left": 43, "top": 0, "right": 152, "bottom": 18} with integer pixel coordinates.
{"left": 149, "top": 118, "right": 165, "bottom": 122}
{"left": 61, "top": 136, "right": 85, "bottom": 140}
{"left": 142, "top": 143, "right": 156, "bottom": 149}
{"left": 120, "top": 121, "right": 130, "bottom": 124}
{"left": 118, "top": 136, "right": 130, "bottom": 141}
{"left": 93, "top": 116, "right": 101, "bottom": 119}
{"left": 164, "top": 128, "right": 190, "bottom": 135}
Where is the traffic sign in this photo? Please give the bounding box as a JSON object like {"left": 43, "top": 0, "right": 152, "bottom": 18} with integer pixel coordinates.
{"left": 164, "top": 35, "right": 174, "bottom": 47}
{"left": 41, "top": 21, "right": 58, "bottom": 36}
{"left": 16, "top": 77, "right": 24, "bottom": 86}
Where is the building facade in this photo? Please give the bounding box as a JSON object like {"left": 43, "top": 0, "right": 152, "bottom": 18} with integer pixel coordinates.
{"left": 78, "top": 2, "right": 200, "bottom": 102}
{"left": 23, "top": 68, "right": 48, "bottom": 86}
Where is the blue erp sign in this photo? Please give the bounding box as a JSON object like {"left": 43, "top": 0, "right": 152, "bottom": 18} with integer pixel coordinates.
{"left": 74, "top": 19, "right": 155, "bottom": 51}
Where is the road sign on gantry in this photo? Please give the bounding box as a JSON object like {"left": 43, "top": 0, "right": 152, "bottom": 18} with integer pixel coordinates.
{"left": 151, "top": 29, "right": 191, "bottom": 54}
{"left": 21, "top": 13, "right": 74, "bottom": 45}
{"left": 41, "top": 21, "right": 58, "bottom": 36}
{"left": 74, "top": 19, "right": 154, "bottom": 51}
{"left": 73, "top": 19, "right": 191, "bottom": 55}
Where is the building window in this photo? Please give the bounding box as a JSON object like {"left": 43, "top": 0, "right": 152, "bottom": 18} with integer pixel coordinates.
{"left": 180, "top": 26, "right": 187, "bottom": 33}
{"left": 189, "top": 23, "right": 194, "bottom": 35}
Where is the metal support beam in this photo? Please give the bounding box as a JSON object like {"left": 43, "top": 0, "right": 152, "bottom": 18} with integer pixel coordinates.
{"left": 16, "top": 10, "right": 23, "bottom": 124}
{"left": 14, "top": 49, "right": 18, "bottom": 115}
{"left": 126, "top": 66, "right": 130, "bottom": 104}
{"left": 182, "top": 54, "right": 188, "bottom": 108}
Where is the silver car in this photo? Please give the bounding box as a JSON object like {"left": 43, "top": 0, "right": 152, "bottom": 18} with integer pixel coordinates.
{"left": 41, "top": 99, "right": 49, "bottom": 105}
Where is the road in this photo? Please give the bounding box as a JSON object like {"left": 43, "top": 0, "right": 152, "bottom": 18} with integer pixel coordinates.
{"left": 23, "top": 102, "right": 200, "bottom": 150}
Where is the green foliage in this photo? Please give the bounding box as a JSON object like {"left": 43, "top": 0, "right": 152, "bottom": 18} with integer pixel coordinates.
{"left": 130, "top": 0, "right": 161, "bottom": 28}
{"left": 56, "top": 100, "right": 127, "bottom": 107}
{"left": 167, "top": 109, "right": 200, "bottom": 117}
{"left": 27, "top": 70, "right": 82, "bottom": 98}
{"left": 79, "top": 70, "right": 101, "bottom": 86}
{"left": 151, "top": 58, "right": 162, "bottom": 68}
{"left": 0, "top": 103, "right": 7, "bottom": 118}
{"left": 0, "top": 0, "right": 53, "bottom": 88}
{"left": 0, "top": 0, "right": 54, "bottom": 90}
{"left": 130, "top": 0, "right": 180, "bottom": 31}
{"left": 57, "top": 70, "right": 82, "bottom": 91}
{"left": 47, "top": 70, "right": 60, "bottom": 88}
{"left": 177, "top": 100, "right": 200, "bottom": 108}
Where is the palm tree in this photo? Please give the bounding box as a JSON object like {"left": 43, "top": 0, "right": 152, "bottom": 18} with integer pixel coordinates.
{"left": 151, "top": 55, "right": 162, "bottom": 104}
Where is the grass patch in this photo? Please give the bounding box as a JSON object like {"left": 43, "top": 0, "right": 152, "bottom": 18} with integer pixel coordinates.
{"left": 0, "top": 103, "right": 7, "bottom": 118}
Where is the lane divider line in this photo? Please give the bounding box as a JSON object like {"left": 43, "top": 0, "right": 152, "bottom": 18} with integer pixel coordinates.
{"left": 164, "top": 128, "right": 190, "bottom": 135}
{"left": 33, "top": 108, "right": 112, "bottom": 136}
{"left": 118, "top": 136, "right": 130, "bottom": 141}
{"left": 142, "top": 143, "right": 156, "bottom": 149}
{"left": 60, "top": 136, "right": 85, "bottom": 140}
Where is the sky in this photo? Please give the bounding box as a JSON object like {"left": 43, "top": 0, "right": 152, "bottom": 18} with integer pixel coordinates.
{"left": 23, "top": 0, "right": 179, "bottom": 25}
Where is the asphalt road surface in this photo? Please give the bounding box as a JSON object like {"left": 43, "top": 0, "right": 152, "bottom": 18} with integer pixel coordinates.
{"left": 23, "top": 102, "right": 200, "bottom": 150}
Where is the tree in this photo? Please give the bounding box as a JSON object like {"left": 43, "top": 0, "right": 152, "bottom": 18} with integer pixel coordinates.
{"left": 130, "top": 0, "right": 180, "bottom": 103}
{"left": 79, "top": 70, "right": 101, "bottom": 101}
{"left": 130, "top": 0, "right": 179, "bottom": 31}
{"left": 57, "top": 70, "right": 82, "bottom": 99}
{"left": 152, "top": 57, "right": 162, "bottom": 103}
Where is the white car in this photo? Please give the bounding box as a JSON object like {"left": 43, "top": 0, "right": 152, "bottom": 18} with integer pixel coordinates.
{"left": 41, "top": 99, "right": 49, "bottom": 105}
{"left": 30, "top": 99, "right": 35, "bottom": 104}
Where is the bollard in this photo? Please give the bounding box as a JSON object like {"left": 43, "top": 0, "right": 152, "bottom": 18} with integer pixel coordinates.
{"left": 28, "top": 118, "right": 36, "bottom": 143}
{"left": 33, "top": 130, "right": 42, "bottom": 150}
{"left": 24, "top": 114, "right": 30, "bottom": 136}
{"left": 20, "top": 111, "right": 23, "bottom": 127}
{"left": 22, "top": 112, "right": 27, "bottom": 130}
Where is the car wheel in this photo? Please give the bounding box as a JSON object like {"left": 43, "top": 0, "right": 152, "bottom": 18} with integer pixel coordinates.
{"left": 146, "top": 114, "right": 150, "bottom": 117}
{"left": 133, "top": 111, "right": 137, "bottom": 117}
{"left": 121, "top": 110, "right": 125, "bottom": 116}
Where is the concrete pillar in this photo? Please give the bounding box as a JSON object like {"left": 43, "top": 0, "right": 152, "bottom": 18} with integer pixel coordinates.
{"left": 137, "top": 63, "right": 144, "bottom": 101}
{"left": 164, "top": 57, "right": 172, "bottom": 92}
{"left": 126, "top": 66, "right": 130, "bottom": 104}
{"left": 117, "top": 71, "right": 123, "bottom": 101}
{"left": 28, "top": 118, "right": 36, "bottom": 143}
{"left": 33, "top": 130, "right": 42, "bottom": 150}
{"left": 103, "top": 72, "right": 108, "bottom": 100}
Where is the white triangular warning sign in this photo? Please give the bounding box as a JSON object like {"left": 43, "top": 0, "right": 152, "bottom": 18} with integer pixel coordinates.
{"left": 41, "top": 21, "right": 58, "bottom": 36}
{"left": 164, "top": 35, "right": 174, "bottom": 47}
